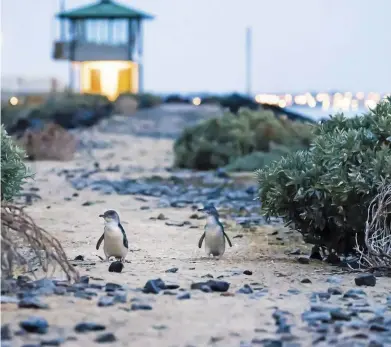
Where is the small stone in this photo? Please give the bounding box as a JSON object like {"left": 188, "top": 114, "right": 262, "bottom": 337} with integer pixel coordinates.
{"left": 243, "top": 270, "right": 253, "bottom": 275}
{"left": 108, "top": 261, "right": 124, "bottom": 273}
{"left": 105, "top": 282, "right": 122, "bottom": 292}
{"left": 237, "top": 284, "right": 253, "bottom": 294}
{"left": 79, "top": 276, "right": 89, "bottom": 284}
{"left": 20, "top": 316, "right": 49, "bottom": 334}
{"left": 344, "top": 288, "right": 366, "bottom": 299}
{"left": 297, "top": 256, "right": 310, "bottom": 264}
{"left": 177, "top": 292, "right": 191, "bottom": 300}
{"left": 165, "top": 267, "right": 178, "bottom": 273}
{"left": 355, "top": 274, "right": 376, "bottom": 287}
{"left": 191, "top": 280, "right": 230, "bottom": 292}
{"left": 130, "top": 303, "right": 153, "bottom": 311}
{"left": 74, "top": 255, "right": 84, "bottom": 261}
{"left": 302, "top": 311, "right": 332, "bottom": 323}
{"left": 54, "top": 287, "right": 67, "bottom": 296}
{"left": 157, "top": 213, "right": 166, "bottom": 220}
{"left": 18, "top": 297, "right": 49, "bottom": 309}
{"left": 143, "top": 279, "right": 165, "bottom": 294}
{"left": 74, "top": 322, "right": 106, "bottom": 333}
{"left": 95, "top": 333, "right": 116, "bottom": 343}
{"left": 301, "top": 278, "right": 312, "bottom": 284}
{"left": 327, "top": 287, "right": 343, "bottom": 295}
{"left": 40, "top": 337, "right": 65, "bottom": 346}
{"left": 98, "top": 296, "right": 115, "bottom": 307}
{"left": 1, "top": 324, "right": 12, "bottom": 340}
{"left": 201, "top": 274, "right": 214, "bottom": 279}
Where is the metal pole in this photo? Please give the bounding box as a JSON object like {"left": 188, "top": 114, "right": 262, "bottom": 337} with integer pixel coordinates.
{"left": 245, "top": 26, "right": 252, "bottom": 96}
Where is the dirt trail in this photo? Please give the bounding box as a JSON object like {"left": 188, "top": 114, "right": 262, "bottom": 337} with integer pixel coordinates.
{"left": 1, "top": 130, "right": 389, "bottom": 347}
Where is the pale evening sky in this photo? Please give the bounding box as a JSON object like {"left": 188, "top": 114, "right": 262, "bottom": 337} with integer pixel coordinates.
{"left": 1, "top": 0, "right": 390, "bottom": 94}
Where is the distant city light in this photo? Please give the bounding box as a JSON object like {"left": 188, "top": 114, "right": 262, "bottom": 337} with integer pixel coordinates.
{"left": 251, "top": 91, "right": 390, "bottom": 111}
{"left": 192, "top": 97, "right": 201, "bottom": 106}
{"left": 9, "top": 96, "right": 19, "bottom": 106}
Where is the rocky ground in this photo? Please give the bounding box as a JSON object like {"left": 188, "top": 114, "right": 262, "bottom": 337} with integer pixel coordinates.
{"left": 1, "top": 108, "right": 391, "bottom": 347}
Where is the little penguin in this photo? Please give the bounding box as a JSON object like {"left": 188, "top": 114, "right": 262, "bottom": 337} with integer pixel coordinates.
{"left": 197, "top": 203, "right": 232, "bottom": 259}
{"left": 96, "top": 210, "right": 128, "bottom": 262}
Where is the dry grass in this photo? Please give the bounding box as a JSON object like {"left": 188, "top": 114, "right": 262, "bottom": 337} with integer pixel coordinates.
{"left": 1, "top": 204, "right": 79, "bottom": 281}
{"left": 355, "top": 184, "right": 391, "bottom": 270}
{"left": 19, "top": 123, "right": 77, "bottom": 161}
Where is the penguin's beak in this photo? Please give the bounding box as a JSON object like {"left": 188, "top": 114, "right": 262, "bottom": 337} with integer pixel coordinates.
{"left": 99, "top": 214, "right": 104, "bottom": 218}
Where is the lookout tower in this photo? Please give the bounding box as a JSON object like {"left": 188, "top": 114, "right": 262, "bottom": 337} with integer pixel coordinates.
{"left": 53, "top": 0, "right": 154, "bottom": 100}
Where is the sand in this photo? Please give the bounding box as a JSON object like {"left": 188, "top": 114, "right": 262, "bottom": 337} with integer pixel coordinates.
{"left": 1, "top": 126, "right": 388, "bottom": 347}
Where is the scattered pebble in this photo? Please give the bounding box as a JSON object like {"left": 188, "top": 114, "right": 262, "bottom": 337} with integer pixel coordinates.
{"left": 20, "top": 316, "right": 49, "bottom": 334}
{"left": 108, "top": 261, "right": 124, "bottom": 273}
{"left": 355, "top": 274, "right": 376, "bottom": 287}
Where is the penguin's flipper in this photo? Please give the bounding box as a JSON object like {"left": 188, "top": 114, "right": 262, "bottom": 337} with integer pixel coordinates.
{"left": 198, "top": 232, "right": 206, "bottom": 248}
{"left": 223, "top": 232, "right": 233, "bottom": 247}
{"left": 96, "top": 233, "right": 104, "bottom": 250}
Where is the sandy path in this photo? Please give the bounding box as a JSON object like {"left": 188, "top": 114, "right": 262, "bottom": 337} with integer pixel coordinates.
{"left": 1, "top": 130, "right": 389, "bottom": 347}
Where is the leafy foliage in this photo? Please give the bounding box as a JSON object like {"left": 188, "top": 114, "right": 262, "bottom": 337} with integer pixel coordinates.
{"left": 257, "top": 97, "right": 391, "bottom": 254}
{"left": 1, "top": 125, "right": 31, "bottom": 201}
{"left": 174, "top": 108, "right": 314, "bottom": 170}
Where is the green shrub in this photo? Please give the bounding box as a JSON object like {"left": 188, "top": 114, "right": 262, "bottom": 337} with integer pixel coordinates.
{"left": 173, "top": 108, "right": 314, "bottom": 170}
{"left": 224, "top": 144, "right": 291, "bottom": 172}
{"left": 257, "top": 97, "right": 391, "bottom": 255}
{"left": 116, "top": 93, "right": 163, "bottom": 109}
{"left": 1, "top": 125, "right": 31, "bottom": 201}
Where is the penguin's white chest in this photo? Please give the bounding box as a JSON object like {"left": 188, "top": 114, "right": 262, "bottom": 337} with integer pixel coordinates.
{"left": 103, "top": 223, "right": 128, "bottom": 259}
{"left": 204, "top": 220, "right": 225, "bottom": 256}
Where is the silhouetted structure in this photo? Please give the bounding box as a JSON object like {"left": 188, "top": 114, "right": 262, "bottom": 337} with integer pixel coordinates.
{"left": 53, "top": 0, "right": 154, "bottom": 99}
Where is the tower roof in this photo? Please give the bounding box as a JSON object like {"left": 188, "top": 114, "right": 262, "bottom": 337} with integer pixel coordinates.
{"left": 57, "top": 0, "right": 154, "bottom": 20}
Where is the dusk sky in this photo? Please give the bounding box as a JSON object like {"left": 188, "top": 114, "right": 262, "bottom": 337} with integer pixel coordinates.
{"left": 1, "top": 0, "right": 391, "bottom": 94}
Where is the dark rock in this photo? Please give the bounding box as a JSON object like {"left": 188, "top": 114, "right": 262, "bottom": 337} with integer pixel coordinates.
{"left": 98, "top": 296, "right": 115, "bottom": 307}
{"left": 164, "top": 284, "right": 180, "bottom": 290}
{"left": 355, "top": 274, "right": 376, "bottom": 287}
{"left": 53, "top": 287, "right": 67, "bottom": 296}
{"left": 41, "top": 337, "right": 65, "bottom": 346}
{"left": 201, "top": 274, "right": 214, "bottom": 279}
{"left": 237, "top": 284, "right": 253, "bottom": 294}
{"left": 165, "top": 221, "right": 185, "bottom": 227}
{"left": 130, "top": 303, "right": 153, "bottom": 311}
{"left": 243, "top": 270, "right": 253, "bottom": 275}
{"left": 74, "top": 322, "right": 106, "bottom": 333}
{"left": 343, "top": 288, "right": 366, "bottom": 299}
{"left": 297, "top": 256, "right": 310, "bottom": 264}
{"left": 165, "top": 267, "right": 179, "bottom": 273}
{"left": 143, "top": 278, "right": 166, "bottom": 294}
{"left": 301, "top": 278, "right": 312, "bottom": 284}
{"left": 327, "top": 287, "right": 343, "bottom": 295}
{"left": 370, "top": 323, "right": 389, "bottom": 332}
{"left": 74, "top": 291, "right": 95, "bottom": 300}
{"left": 191, "top": 280, "right": 230, "bottom": 292}
{"left": 163, "top": 290, "right": 177, "bottom": 295}
{"left": 108, "top": 261, "right": 124, "bottom": 273}
{"left": 302, "top": 311, "right": 332, "bottom": 323}
{"left": 19, "top": 316, "right": 49, "bottom": 334}
{"left": 105, "top": 283, "right": 122, "bottom": 292}
{"left": 177, "top": 292, "right": 191, "bottom": 300}
{"left": 79, "top": 276, "right": 89, "bottom": 284}
{"left": 89, "top": 283, "right": 104, "bottom": 290}
{"left": 18, "top": 297, "right": 49, "bottom": 309}
{"left": 1, "top": 324, "right": 12, "bottom": 340}
{"left": 310, "top": 292, "right": 330, "bottom": 301}
{"left": 157, "top": 213, "right": 167, "bottom": 220}
{"left": 95, "top": 333, "right": 116, "bottom": 343}
{"left": 74, "top": 255, "right": 84, "bottom": 261}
